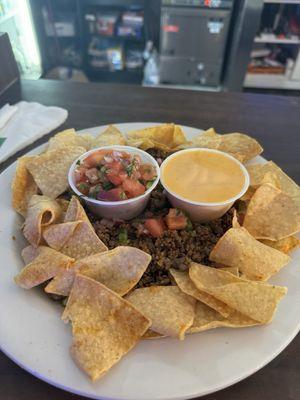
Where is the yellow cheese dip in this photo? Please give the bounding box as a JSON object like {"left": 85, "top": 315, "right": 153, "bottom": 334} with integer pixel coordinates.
{"left": 161, "top": 149, "right": 246, "bottom": 203}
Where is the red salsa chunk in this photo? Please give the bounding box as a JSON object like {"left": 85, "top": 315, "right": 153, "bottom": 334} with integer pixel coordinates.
{"left": 74, "top": 149, "right": 157, "bottom": 201}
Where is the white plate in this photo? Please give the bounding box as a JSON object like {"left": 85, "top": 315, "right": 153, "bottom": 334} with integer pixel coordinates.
{"left": 0, "top": 122, "right": 299, "bottom": 400}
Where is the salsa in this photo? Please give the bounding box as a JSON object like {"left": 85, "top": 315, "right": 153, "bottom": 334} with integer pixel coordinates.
{"left": 74, "top": 149, "right": 157, "bottom": 201}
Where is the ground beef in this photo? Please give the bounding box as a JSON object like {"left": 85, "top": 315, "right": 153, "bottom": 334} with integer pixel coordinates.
{"left": 146, "top": 148, "right": 171, "bottom": 165}
{"left": 92, "top": 189, "right": 234, "bottom": 288}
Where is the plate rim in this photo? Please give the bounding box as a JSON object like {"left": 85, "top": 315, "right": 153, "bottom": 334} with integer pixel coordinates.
{"left": 1, "top": 122, "right": 299, "bottom": 400}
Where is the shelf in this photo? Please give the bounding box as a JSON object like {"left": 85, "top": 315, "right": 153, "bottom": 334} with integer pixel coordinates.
{"left": 254, "top": 34, "right": 300, "bottom": 44}
{"left": 84, "top": 0, "right": 144, "bottom": 6}
{"left": 244, "top": 73, "right": 300, "bottom": 89}
{"left": 0, "top": 9, "right": 18, "bottom": 25}
{"left": 46, "top": 34, "right": 78, "bottom": 39}
{"left": 89, "top": 33, "right": 144, "bottom": 43}
{"left": 264, "top": 0, "right": 300, "bottom": 4}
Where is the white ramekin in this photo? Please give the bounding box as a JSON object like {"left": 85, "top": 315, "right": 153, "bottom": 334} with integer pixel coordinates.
{"left": 160, "top": 148, "right": 250, "bottom": 222}
{"left": 68, "top": 145, "right": 160, "bottom": 220}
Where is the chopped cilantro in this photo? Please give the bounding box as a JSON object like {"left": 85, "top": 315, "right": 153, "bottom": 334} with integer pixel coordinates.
{"left": 89, "top": 184, "right": 101, "bottom": 198}
{"left": 78, "top": 182, "right": 89, "bottom": 193}
{"left": 186, "top": 219, "right": 194, "bottom": 232}
{"left": 125, "top": 163, "right": 134, "bottom": 176}
{"left": 76, "top": 159, "right": 81, "bottom": 166}
{"left": 118, "top": 228, "right": 128, "bottom": 245}
{"left": 126, "top": 156, "right": 139, "bottom": 176}
{"left": 102, "top": 181, "right": 114, "bottom": 191}
{"left": 146, "top": 178, "right": 156, "bottom": 190}
{"left": 120, "top": 191, "right": 127, "bottom": 200}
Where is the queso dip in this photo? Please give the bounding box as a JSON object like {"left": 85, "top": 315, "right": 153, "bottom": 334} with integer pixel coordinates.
{"left": 161, "top": 149, "right": 246, "bottom": 203}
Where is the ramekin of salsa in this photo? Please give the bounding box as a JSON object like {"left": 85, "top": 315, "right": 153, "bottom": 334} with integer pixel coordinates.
{"left": 68, "top": 146, "right": 160, "bottom": 220}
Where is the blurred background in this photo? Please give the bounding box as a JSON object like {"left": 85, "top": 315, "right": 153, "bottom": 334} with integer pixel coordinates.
{"left": 1, "top": 0, "right": 300, "bottom": 94}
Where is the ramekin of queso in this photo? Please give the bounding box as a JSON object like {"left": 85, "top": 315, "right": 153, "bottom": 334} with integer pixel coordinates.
{"left": 160, "top": 148, "right": 250, "bottom": 222}
{"left": 68, "top": 146, "right": 160, "bottom": 220}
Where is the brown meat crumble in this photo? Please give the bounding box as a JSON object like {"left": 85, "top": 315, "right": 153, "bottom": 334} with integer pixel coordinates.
{"left": 91, "top": 187, "right": 233, "bottom": 287}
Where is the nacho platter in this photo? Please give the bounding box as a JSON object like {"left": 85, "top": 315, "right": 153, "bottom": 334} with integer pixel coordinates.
{"left": 1, "top": 122, "right": 300, "bottom": 400}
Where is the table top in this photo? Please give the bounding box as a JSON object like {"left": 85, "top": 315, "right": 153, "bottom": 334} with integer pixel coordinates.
{"left": 1, "top": 79, "right": 299, "bottom": 400}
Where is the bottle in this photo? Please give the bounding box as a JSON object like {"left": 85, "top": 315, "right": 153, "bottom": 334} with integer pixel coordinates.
{"left": 143, "top": 47, "right": 159, "bottom": 85}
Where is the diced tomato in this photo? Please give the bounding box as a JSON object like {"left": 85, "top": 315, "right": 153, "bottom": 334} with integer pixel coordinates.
{"left": 107, "top": 160, "right": 123, "bottom": 173}
{"left": 122, "top": 178, "right": 145, "bottom": 198}
{"left": 119, "top": 171, "right": 128, "bottom": 181}
{"left": 98, "top": 187, "right": 126, "bottom": 202}
{"left": 74, "top": 167, "right": 88, "bottom": 184}
{"left": 106, "top": 171, "right": 122, "bottom": 186}
{"left": 144, "top": 218, "right": 166, "bottom": 238}
{"left": 165, "top": 208, "right": 188, "bottom": 230}
{"left": 106, "top": 168, "right": 128, "bottom": 185}
{"left": 140, "top": 164, "right": 156, "bottom": 181}
{"left": 84, "top": 150, "right": 106, "bottom": 167}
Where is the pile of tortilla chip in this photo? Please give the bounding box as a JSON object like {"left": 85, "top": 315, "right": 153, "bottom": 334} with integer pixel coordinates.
{"left": 190, "top": 127, "right": 263, "bottom": 163}
{"left": 126, "top": 123, "right": 189, "bottom": 151}
{"left": 11, "top": 123, "right": 299, "bottom": 382}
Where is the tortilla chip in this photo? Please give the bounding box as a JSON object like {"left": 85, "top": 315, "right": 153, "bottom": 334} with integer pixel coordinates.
{"left": 190, "top": 128, "right": 219, "bottom": 148}
{"left": 45, "top": 246, "right": 151, "bottom": 297}
{"left": 170, "top": 269, "right": 233, "bottom": 317}
{"left": 15, "top": 246, "right": 74, "bottom": 289}
{"left": 191, "top": 130, "right": 263, "bottom": 163}
{"left": 243, "top": 184, "right": 300, "bottom": 240}
{"left": 188, "top": 302, "right": 258, "bottom": 334}
{"left": 260, "top": 236, "right": 300, "bottom": 254}
{"left": 126, "top": 286, "right": 196, "bottom": 339}
{"left": 232, "top": 209, "right": 241, "bottom": 228}
{"left": 189, "top": 263, "right": 287, "bottom": 324}
{"left": 126, "top": 137, "right": 155, "bottom": 150}
{"left": 61, "top": 221, "right": 107, "bottom": 259}
{"left": 26, "top": 146, "right": 86, "bottom": 198}
{"left": 190, "top": 263, "right": 241, "bottom": 287}
{"left": 240, "top": 171, "right": 281, "bottom": 203}
{"left": 11, "top": 156, "right": 38, "bottom": 217}
{"left": 64, "top": 196, "right": 90, "bottom": 224}
{"left": 43, "top": 221, "right": 80, "bottom": 250}
{"left": 210, "top": 226, "right": 290, "bottom": 281}
{"left": 21, "top": 245, "right": 40, "bottom": 264}
{"left": 62, "top": 275, "right": 150, "bottom": 381}
{"left": 188, "top": 303, "right": 254, "bottom": 334}
{"left": 127, "top": 124, "right": 188, "bottom": 151}
{"left": 142, "top": 330, "right": 166, "bottom": 339}
{"left": 23, "top": 195, "right": 62, "bottom": 247}
{"left": 44, "top": 220, "right": 107, "bottom": 259}
{"left": 247, "top": 161, "right": 300, "bottom": 203}
{"left": 217, "top": 133, "right": 263, "bottom": 163}
{"left": 219, "top": 266, "right": 239, "bottom": 276}
{"left": 47, "top": 129, "right": 93, "bottom": 152}
{"left": 90, "top": 125, "right": 126, "bottom": 149}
